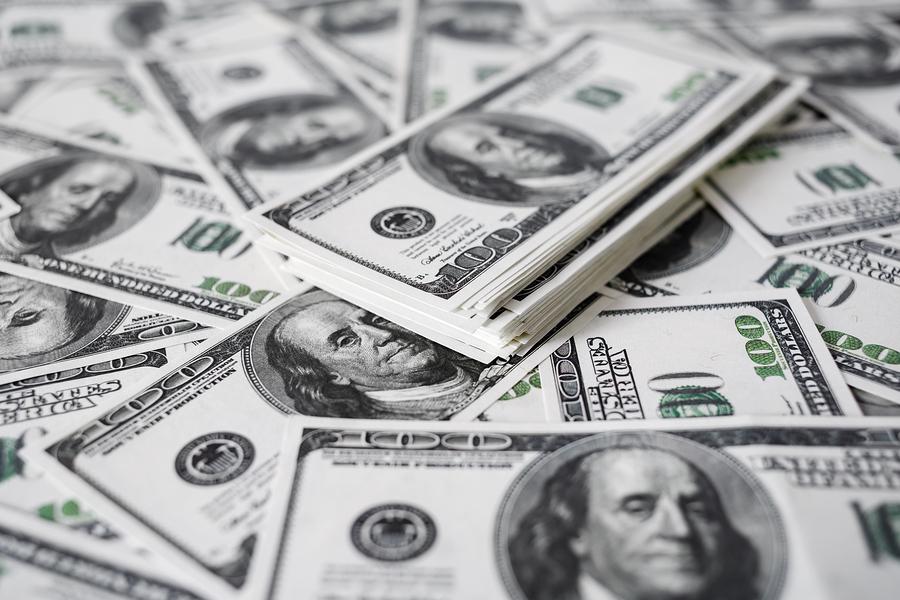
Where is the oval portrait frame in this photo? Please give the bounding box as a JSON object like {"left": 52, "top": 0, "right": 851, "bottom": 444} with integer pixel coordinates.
{"left": 407, "top": 110, "right": 610, "bottom": 207}
{"left": 496, "top": 430, "right": 788, "bottom": 600}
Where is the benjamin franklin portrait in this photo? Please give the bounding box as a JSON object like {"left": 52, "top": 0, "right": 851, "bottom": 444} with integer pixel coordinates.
{"left": 0, "top": 271, "right": 125, "bottom": 372}
{"left": 0, "top": 153, "right": 160, "bottom": 257}
{"left": 409, "top": 112, "right": 610, "bottom": 206}
{"left": 248, "top": 290, "right": 507, "bottom": 420}
{"left": 501, "top": 432, "right": 785, "bottom": 600}
{"left": 199, "top": 94, "right": 385, "bottom": 171}
{"left": 761, "top": 31, "right": 900, "bottom": 87}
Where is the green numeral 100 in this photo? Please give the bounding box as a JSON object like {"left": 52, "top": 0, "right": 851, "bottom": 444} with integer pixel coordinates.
{"left": 735, "top": 315, "right": 785, "bottom": 381}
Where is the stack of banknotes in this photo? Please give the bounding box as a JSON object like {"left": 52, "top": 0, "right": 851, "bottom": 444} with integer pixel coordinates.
{"left": 0, "top": 1, "right": 898, "bottom": 599}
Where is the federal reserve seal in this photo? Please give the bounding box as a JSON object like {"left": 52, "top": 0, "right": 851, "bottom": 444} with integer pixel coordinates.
{"left": 370, "top": 207, "right": 435, "bottom": 239}
{"left": 175, "top": 432, "right": 255, "bottom": 486}
{"left": 351, "top": 504, "right": 436, "bottom": 561}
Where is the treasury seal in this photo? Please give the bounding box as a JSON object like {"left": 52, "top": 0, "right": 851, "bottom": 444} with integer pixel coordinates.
{"left": 351, "top": 503, "right": 437, "bottom": 561}
{"left": 370, "top": 207, "right": 436, "bottom": 239}
{"left": 175, "top": 432, "right": 255, "bottom": 486}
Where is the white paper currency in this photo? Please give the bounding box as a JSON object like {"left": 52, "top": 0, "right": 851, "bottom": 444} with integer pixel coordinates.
{"left": 0, "top": 119, "right": 287, "bottom": 326}
{"left": 136, "top": 35, "right": 389, "bottom": 210}
{"left": 714, "top": 15, "right": 900, "bottom": 149}
{"left": 702, "top": 117, "right": 900, "bottom": 254}
{"left": 0, "top": 503, "right": 207, "bottom": 599}
{"left": 612, "top": 205, "right": 900, "bottom": 403}
{"left": 264, "top": 415, "right": 900, "bottom": 600}
{"left": 0, "top": 269, "right": 207, "bottom": 383}
{"left": 538, "top": 290, "right": 860, "bottom": 422}
{"left": 247, "top": 31, "right": 775, "bottom": 314}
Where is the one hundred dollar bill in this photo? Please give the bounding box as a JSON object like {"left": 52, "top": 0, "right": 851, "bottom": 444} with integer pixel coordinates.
{"left": 0, "top": 503, "right": 207, "bottom": 600}
{"left": 701, "top": 118, "right": 900, "bottom": 254}
{"left": 612, "top": 205, "right": 900, "bottom": 403}
{"left": 264, "top": 416, "right": 900, "bottom": 599}
{"left": 402, "top": 0, "right": 546, "bottom": 122}
{"left": 534, "top": 0, "right": 900, "bottom": 22}
{"left": 0, "top": 269, "right": 207, "bottom": 383}
{"left": 0, "top": 120, "right": 287, "bottom": 326}
{"left": 0, "top": 345, "right": 185, "bottom": 543}
{"left": 0, "top": 1, "right": 170, "bottom": 72}
{"left": 538, "top": 289, "right": 859, "bottom": 422}
{"left": 0, "top": 68, "right": 199, "bottom": 164}
{"left": 274, "top": 0, "right": 405, "bottom": 85}
{"left": 714, "top": 15, "right": 900, "bottom": 149}
{"left": 17, "top": 286, "right": 598, "bottom": 597}
{"left": 247, "top": 31, "right": 775, "bottom": 314}
{"left": 138, "top": 35, "right": 389, "bottom": 209}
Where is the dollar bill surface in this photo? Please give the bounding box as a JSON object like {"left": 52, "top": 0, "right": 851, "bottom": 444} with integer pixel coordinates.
{"left": 402, "top": 0, "right": 546, "bottom": 122}
{"left": 248, "top": 31, "right": 775, "bottom": 313}
{"left": 612, "top": 205, "right": 900, "bottom": 403}
{"left": 476, "top": 368, "right": 546, "bottom": 421}
{"left": 265, "top": 416, "right": 900, "bottom": 599}
{"left": 17, "top": 285, "right": 596, "bottom": 597}
{"left": 0, "top": 345, "right": 185, "bottom": 542}
{"left": 0, "top": 120, "right": 287, "bottom": 326}
{"left": 0, "top": 503, "right": 206, "bottom": 599}
{"left": 538, "top": 289, "right": 859, "bottom": 421}
{"left": 0, "top": 68, "right": 199, "bottom": 164}
{"left": 139, "top": 36, "right": 389, "bottom": 209}
{"left": 702, "top": 118, "right": 900, "bottom": 254}
{"left": 0, "top": 269, "right": 207, "bottom": 383}
{"left": 714, "top": 15, "right": 900, "bottom": 149}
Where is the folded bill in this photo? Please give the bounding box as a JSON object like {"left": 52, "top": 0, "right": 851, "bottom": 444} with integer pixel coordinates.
{"left": 264, "top": 415, "right": 900, "bottom": 600}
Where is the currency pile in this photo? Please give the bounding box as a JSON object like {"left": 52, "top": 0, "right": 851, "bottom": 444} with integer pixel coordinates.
{"left": 0, "top": 1, "right": 898, "bottom": 599}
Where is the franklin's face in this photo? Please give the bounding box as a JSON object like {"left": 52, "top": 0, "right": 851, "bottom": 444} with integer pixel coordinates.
{"left": 572, "top": 449, "right": 726, "bottom": 600}
{"left": 279, "top": 300, "right": 448, "bottom": 391}
{"left": 777, "top": 39, "right": 887, "bottom": 76}
{"left": 18, "top": 159, "right": 133, "bottom": 236}
{"left": 430, "top": 121, "right": 573, "bottom": 179}
{"left": 239, "top": 104, "right": 368, "bottom": 163}
{"left": 0, "top": 273, "right": 73, "bottom": 359}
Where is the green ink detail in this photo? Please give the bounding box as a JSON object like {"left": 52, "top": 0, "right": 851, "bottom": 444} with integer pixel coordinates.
{"left": 172, "top": 217, "right": 246, "bottom": 255}
{"left": 722, "top": 146, "right": 779, "bottom": 168}
{"left": 854, "top": 501, "right": 900, "bottom": 562}
{"left": 11, "top": 21, "right": 60, "bottom": 37}
{"left": 430, "top": 88, "right": 448, "bottom": 111}
{"left": 665, "top": 72, "right": 708, "bottom": 103}
{"left": 813, "top": 163, "right": 879, "bottom": 193}
{"left": 37, "top": 504, "right": 55, "bottom": 521}
{"left": 658, "top": 388, "right": 734, "bottom": 418}
{"left": 0, "top": 438, "right": 19, "bottom": 483}
{"left": 574, "top": 85, "right": 623, "bottom": 110}
{"left": 527, "top": 371, "right": 541, "bottom": 389}
{"left": 475, "top": 66, "right": 504, "bottom": 82}
{"left": 61, "top": 500, "right": 80, "bottom": 517}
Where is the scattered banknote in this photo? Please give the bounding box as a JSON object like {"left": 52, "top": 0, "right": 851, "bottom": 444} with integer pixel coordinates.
{"left": 0, "top": 345, "right": 188, "bottom": 544}
{"left": 137, "top": 35, "right": 389, "bottom": 210}
{"left": 0, "top": 120, "right": 287, "bottom": 326}
{"left": 534, "top": 0, "right": 900, "bottom": 22}
{"left": 17, "top": 285, "right": 599, "bottom": 597}
{"left": 0, "top": 269, "right": 207, "bottom": 382}
{"left": 402, "top": 0, "right": 546, "bottom": 122}
{"left": 612, "top": 204, "right": 900, "bottom": 403}
{"left": 714, "top": 15, "right": 900, "bottom": 148}
{"left": 0, "top": 503, "right": 207, "bottom": 600}
{"left": 264, "top": 416, "right": 900, "bottom": 600}
{"left": 274, "top": 0, "right": 406, "bottom": 117}
{"left": 538, "top": 289, "right": 860, "bottom": 421}
{"left": 0, "top": 68, "right": 200, "bottom": 164}
{"left": 701, "top": 116, "right": 900, "bottom": 254}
